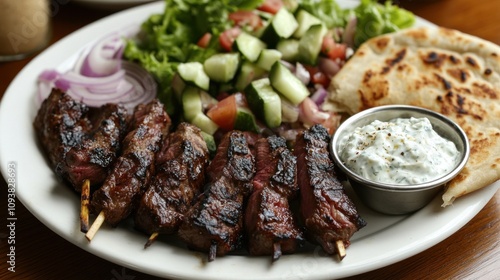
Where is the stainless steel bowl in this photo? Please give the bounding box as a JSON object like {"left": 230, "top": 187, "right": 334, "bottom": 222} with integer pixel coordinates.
{"left": 330, "top": 105, "right": 470, "bottom": 215}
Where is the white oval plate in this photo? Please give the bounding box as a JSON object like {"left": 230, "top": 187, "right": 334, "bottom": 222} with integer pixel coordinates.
{"left": 72, "top": 0, "right": 158, "bottom": 10}
{"left": 0, "top": 1, "right": 498, "bottom": 279}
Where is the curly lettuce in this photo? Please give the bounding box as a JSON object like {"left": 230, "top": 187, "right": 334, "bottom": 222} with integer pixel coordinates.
{"left": 353, "top": 0, "right": 415, "bottom": 47}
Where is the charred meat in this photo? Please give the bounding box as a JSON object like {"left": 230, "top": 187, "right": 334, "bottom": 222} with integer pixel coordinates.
{"left": 294, "top": 124, "right": 366, "bottom": 256}
{"left": 135, "top": 122, "right": 210, "bottom": 240}
{"left": 245, "top": 135, "right": 303, "bottom": 260}
{"left": 34, "top": 88, "right": 128, "bottom": 192}
{"left": 178, "top": 130, "right": 255, "bottom": 261}
{"left": 90, "top": 99, "right": 170, "bottom": 226}
{"left": 64, "top": 103, "right": 128, "bottom": 191}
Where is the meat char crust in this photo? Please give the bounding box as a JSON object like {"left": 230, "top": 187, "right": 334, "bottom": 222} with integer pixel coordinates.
{"left": 294, "top": 124, "right": 366, "bottom": 255}
{"left": 90, "top": 99, "right": 170, "bottom": 226}
{"left": 134, "top": 122, "right": 210, "bottom": 235}
{"left": 33, "top": 88, "right": 129, "bottom": 192}
{"left": 178, "top": 130, "right": 255, "bottom": 258}
{"left": 245, "top": 135, "right": 303, "bottom": 257}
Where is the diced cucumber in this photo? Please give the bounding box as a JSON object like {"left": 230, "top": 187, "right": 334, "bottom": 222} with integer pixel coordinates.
{"left": 177, "top": 62, "right": 210, "bottom": 91}
{"left": 203, "top": 53, "right": 240, "bottom": 83}
{"left": 182, "top": 86, "right": 202, "bottom": 122}
{"left": 234, "top": 32, "right": 267, "bottom": 62}
{"left": 269, "top": 61, "right": 309, "bottom": 105}
{"left": 276, "top": 39, "right": 300, "bottom": 62}
{"left": 234, "top": 61, "right": 266, "bottom": 92}
{"left": 293, "top": 9, "right": 322, "bottom": 39}
{"left": 191, "top": 113, "right": 219, "bottom": 135}
{"left": 282, "top": 0, "right": 299, "bottom": 13}
{"left": 234, "top": 107, "right": 260, "bottom": 133}
{"left": 171, "top": 72, "right": 186, "bottom": 101}
{"left": 298, "top": 24, "right": 327, "bottom": 65}
{"left": 200, "top": 131, "right": 217, "bottom": 158}
{"left": 260, "top": 7, "right": 298, "bottom": 47}
{"left": 245, "top": 78, "right": 282, "bottom": 128}
{"left": 256, "top": 49, "right": 282, "bottom": 71}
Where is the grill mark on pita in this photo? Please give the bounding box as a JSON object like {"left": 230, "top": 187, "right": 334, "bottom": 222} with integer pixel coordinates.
{"left": 434, "top": 73, "right": 452, "bottom": 90}
{"left": 381, "top": 48, "right": 407, "bottom": 74}
{"left": 422, "top": 51, "right": 447, "bottom": 68}
{"left": 375, "top": 37, "right": 390, "bottom": 50}
{"left": 446, "top": 69, "right": 469, "bottom": 82}
{"left": 472, "top": 82, "right": 498, "bottom": 99}
{"left": 449, "top": 55, "right": 460, "bottom": 64}
{"left": 484, "top": 68, "right": 492, "bottom": 75}
{"left": 466, "top": 57, "right": 478, "bottom": 68}
{"left": 441, "top": 92, "right": 485, "bottom": 120}
{"left": 363, "top": 70, "right": 374, "bottom": 83}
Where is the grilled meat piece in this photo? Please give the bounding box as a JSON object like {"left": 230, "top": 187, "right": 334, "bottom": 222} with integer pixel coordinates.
{"left": 294, "top": 124, "right": 366, "bottom": 255}
{"left": 34, "top": 89, "right": 91, "bottom": 179}
{"left": 90, "top": 99, "right": 170, "bottom": 226}
{"left": 178, "top": 131, "right": 255, "bottom": 261}
{"left": 64, "top": 104, "right": 128, "bottom": 191}
{"left": 33, "top": 88, "right": 128, "bottom": 191}
{"left": 245, "top": 136, "right": 303, "bottom": 260}
{"left": 135, "top": 122, "right": 210, "bottom": 237}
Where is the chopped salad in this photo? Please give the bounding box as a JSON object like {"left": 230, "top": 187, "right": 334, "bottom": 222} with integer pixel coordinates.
{"left": 37, "top": 0, "right": 415, "bottom": 143}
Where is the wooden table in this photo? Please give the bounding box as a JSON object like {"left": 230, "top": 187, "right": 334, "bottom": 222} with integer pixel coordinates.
{"left": 1, "top": 0, "right": 498, "bottom": 279}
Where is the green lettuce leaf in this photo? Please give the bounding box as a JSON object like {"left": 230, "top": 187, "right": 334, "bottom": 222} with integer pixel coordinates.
{"left": 353, "top": 0, "right": 415, "bottom": 47}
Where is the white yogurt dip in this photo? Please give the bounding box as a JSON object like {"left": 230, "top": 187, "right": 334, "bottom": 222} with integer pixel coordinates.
{"left": 339, "top": 117, "right": 460, "bottom": 185}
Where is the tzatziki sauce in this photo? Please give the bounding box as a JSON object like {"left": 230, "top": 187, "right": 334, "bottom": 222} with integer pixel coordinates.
{"left": 339, "top": 117, "right": 460, "bottom": 185}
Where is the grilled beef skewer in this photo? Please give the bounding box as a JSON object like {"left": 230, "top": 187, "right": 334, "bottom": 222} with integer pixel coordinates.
{"left": 34, "top": 88, "right": 129, "bottom": 191}
{"left": 64, "top": 103, "right": 129, "bottom": 191}
{"left": 178, "top": 131, "right": 255, "bottom": 261}
{"left": 245, "top": 135, "right": 303, "bottom": 261}
{"left": 34, "top": 89, "right": 92, "bottom": 186}
{"left": 134, "top": 122, "right": 210, "bottom": 247}
{"left": 294, "top": 124, "right": 366, "bottom": 260}
{"left": 86, "top": 99, "right": 170, "bottom": 241}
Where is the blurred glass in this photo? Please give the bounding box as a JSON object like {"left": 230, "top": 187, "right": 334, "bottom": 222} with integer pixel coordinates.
{"left": 0, "top": 0, "right": 52, "bottom": 62}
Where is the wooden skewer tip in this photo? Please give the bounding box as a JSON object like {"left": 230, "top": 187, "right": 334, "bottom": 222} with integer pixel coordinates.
{"left": 272, "top": 242, "right": 282, "bottom": 262}
{"left": 80, "top": 179, "right": 90, "bottom": 233}
{"left": 335, "top": 240, "right": 346, "bottom": 261}
{"left": 144, "top": 232, "right": 159, "bottom": 249}
{"left": 208, "top": 242, "right": 217, "bottom": 262}
{"left": 85, "top": 210, "right": 105, "bottom": 242}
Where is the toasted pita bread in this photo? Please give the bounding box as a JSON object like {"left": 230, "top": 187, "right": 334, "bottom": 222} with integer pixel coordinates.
{"left": 324, "top": 27, "right": 500, "bottom": 207}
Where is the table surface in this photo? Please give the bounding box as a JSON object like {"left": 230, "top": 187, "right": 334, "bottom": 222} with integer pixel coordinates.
{"left": 0, "top": 0, "right": 499, "bottom": 279}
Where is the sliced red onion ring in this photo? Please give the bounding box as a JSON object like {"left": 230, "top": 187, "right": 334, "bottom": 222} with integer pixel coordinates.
{"left": 298, "top": 97, "right": 330, "bottom": 126}
{"left": 318, "top": 57, "right": 340, "bottom": 78}
{"left": 295, "top": 62, "right": 310, "bottom": 85}
{"left": 37, "top": 61, "right": 156, "bottom": 113}
{"left": 342, "top": 15, "right": 357, "bottom": 48}
{"left": 310, "top": 85, "right": 328, "bottom": 106}
{"left": 37, "top": 26, "right": 155, "bottom": 113}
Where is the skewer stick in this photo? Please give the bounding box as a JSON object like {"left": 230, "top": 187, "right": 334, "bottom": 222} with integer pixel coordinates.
{"left": 335, "top": 240, "right": 346, "bottom": 261}
{"left": 144, "top": 232, "right": 159, "bottom": 248}
{"left": 85, "top": 210, "right": 105, "bottom": 242}
{"left": 80, "top": 179, "right": 91, "bottom": 233}
{"left": 208, "top": 242, "right": 217, "bottom": 262}
{"left": 272, "top": 242, "right": 282, "bottom": 261}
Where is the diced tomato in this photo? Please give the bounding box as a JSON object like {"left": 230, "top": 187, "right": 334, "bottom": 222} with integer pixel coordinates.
{"left": 229, "top": 11, "right": 263, "bottom": 30}
{"left": 197, "top": 33, "right": 212, "bottom": 48}
{"left": 321, "top": 36, "right": 347, "bottom": 61}
{"left": 320, "top": 112, "right": 342, "bottom": 135}
{"left": 207, "top": 94, "right": 237, "bottom": 131}
{"left": 219, "top": 27, "right": 241, "bottom": 52}
{"left": 257, "top": 0, "right": 283, "bottom": 14}
{"left": 304, "top": 65, "right": 330, "bottom": 88}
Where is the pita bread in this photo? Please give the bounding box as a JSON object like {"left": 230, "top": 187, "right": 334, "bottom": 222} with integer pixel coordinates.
{"left": 324, "top": 27, "right": 500, "bottom": 207}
